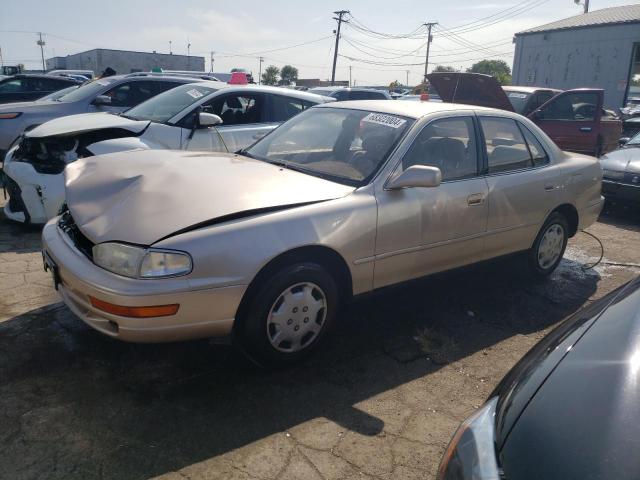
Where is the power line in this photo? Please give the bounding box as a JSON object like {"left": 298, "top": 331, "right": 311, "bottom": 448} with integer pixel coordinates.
{"left": 331, "top": 10, "right": 349, "bottom": 85}
{"left": 423, "top": 22, "right": 437, "bottom": 83}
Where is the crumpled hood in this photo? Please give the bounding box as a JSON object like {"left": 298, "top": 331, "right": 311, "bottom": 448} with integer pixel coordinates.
{"left": 65, "top": 150, "right": 355, "bottom": 245}
{"left": 26, "top": 112, "right": 149, "bottom": 138}
{"left": 600, "top": 146, "right": 640, "bottom": 174}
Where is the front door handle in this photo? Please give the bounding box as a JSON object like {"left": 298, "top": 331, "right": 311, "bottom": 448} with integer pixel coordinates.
{"left": 544, "top": 184, "right": 556, "bottom": 191}
{"left": 580, "top": 127, "right": 592, "bottom": 132}
{"left": 467, "top": 193, "right": 485, "bottom": 206}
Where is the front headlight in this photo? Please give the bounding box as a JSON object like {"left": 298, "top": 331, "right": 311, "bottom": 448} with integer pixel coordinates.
{"left": 92, "top": 243, "right": 192, "bottom": 279}
{"left": 140, "top": 250, "right": 192, "bottom": 278}
{"left": 437, "top": 397, "right": 500, "bottom": 480}
{"left": 602, "top": 169, "right": 625, "bottom": 180}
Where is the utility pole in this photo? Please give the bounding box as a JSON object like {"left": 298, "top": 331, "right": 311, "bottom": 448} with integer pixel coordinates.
{"left": 0, "top": 46, "right": 4, "bottom": 68}
{"left": 331, "top": 10, "right": 349, "bottom": 86}
{"left": 422, "top": 22, "right": 437, "bottom": 84}
{"left": 584, "top": 0, "right": 589, "bottom": 13}
{"left": 187, "top": 42, "right": 191, "bottom": 69}
{"left": 406, "top": 70, "right": 410, "bottom": 86}
{"left": 209, "top": 51, "right": 215, "bottom": 72}
{"left": 169, "top": 40, "right": 172, "bottom": 54}
{"left": 349, "top": 66, "right": 352, "bottom": 86}
{"left": 258, "top": 57, "right": 264, "bottom": 84}
{"left": 37, "top": 33, "right": 46, "bottom": 72}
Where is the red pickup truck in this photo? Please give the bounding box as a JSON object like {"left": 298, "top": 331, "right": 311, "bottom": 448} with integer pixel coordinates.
{"left": 427, "top": 73, "right": 622, "bottom": 157}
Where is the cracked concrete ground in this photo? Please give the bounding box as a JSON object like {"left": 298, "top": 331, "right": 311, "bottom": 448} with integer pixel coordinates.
{"left": 1, "top": 199, "right": 639, "bottom": 480}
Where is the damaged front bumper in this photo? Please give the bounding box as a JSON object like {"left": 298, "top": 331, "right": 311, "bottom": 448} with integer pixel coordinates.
{"left": 2, "top": 142, "right": 69, "bottom": 224}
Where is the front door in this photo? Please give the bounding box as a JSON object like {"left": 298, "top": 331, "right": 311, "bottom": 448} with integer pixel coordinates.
{"left": 530, "top": 89, "right": 603, "bottom": 156}
{"left": 374, "top": 115, "right": 489, "bottom": 289}
{"left": 185, "top": 92, "right": 277, "bottom": 152}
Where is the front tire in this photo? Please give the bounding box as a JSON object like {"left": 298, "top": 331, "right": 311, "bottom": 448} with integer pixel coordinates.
{"left": 527, "top": 212, "right": 569, "bottom": 278}
{"left": 236, "top": 262, "right": 339, "bottom": 367}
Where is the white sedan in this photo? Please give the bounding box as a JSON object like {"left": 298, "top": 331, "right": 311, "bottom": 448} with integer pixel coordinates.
{"left": 3, "top": 83, "right": 332, "bottom": 224}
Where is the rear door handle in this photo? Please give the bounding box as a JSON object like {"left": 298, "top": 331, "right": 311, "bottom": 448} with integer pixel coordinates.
{"left": 544, "top": 184, "right": 556, "bottom": 191}
{"left": 467, "top": 193, "right": 485, "bottom": 206}
{"left": 580, "top": 127, "right": 592, "bottom": 132}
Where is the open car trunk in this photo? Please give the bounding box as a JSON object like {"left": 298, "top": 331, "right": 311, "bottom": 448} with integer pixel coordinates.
{"left": 426, "top": 72, "right": 515, "bottom": 112}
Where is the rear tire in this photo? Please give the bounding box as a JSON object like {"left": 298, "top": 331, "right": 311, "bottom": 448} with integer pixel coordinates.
{"left": 527, "top": 212, "right": 569, "bottom": 278}
{"left": 235, "top": 262, "right": 339, "bottom": 368}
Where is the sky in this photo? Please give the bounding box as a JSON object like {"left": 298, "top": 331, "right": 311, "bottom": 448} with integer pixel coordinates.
{"left": 0, "top": 0, "right": 636, "bottom": 85}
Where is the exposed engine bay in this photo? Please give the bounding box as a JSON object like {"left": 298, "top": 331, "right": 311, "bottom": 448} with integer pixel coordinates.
{"left": 11, "top": 128, "right": 147, "bottom": 174}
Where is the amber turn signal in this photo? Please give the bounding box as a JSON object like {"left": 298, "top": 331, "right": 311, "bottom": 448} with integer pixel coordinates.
{"left": 89, "top": 296, "right": 179, "bottom": 318}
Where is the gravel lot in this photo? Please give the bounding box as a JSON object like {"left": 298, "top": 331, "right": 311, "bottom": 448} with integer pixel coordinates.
{"left": 1, "top": 198, "right": 639, "bottom": 480}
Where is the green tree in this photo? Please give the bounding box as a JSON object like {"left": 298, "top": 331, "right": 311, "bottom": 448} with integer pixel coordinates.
{"left": 467, "top": 59, "right": 512, "bottom": 85}
{"left": 433, "top": 65, "right": 457, "bottom": 73}
{"left": 279, "top": 65, "right": 299, "bottom": 85}
{"left": 261, "top": 65, "right": 280, "bottom": 85}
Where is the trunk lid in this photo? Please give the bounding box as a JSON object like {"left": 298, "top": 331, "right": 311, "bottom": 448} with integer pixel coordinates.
{"left": 427, "top": 72, "right": 514, "bottom": 112}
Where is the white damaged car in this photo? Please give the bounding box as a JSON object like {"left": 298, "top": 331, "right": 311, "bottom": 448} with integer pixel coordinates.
{"left": 2, "top": 83, "right": 332, "bottom": 224}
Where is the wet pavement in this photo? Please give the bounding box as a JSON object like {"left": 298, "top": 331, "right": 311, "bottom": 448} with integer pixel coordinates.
{"left": 1, "top": 200, "right": 639, "bottom": 480}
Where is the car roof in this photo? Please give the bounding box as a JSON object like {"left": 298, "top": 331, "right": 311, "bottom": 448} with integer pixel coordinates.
{"left": 503, "top": 86, "right": 562, "bottom": 94}
{"left": 5, "top": 73, "right": 80, "bottom": 82}
{"left": 190, "top": 82, "right": 334, "bottom": 101}
{"left": 314, "top": 99, "right": 503, "bottom": 119}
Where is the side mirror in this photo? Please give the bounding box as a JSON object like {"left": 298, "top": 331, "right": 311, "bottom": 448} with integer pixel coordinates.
{"left": 619, "top": 137, "right": 630, "bottom": 146}
{"left": 531, "top": 109, "right": 542, "bottom": 120}
{"left": 387, "top": 165, "right": 442, "bottom": 190}
{"left": 198, "top": 112, "right": 223, "bottom": 128}
{"left": 93, "top": 95, "right": 112, "bottom": 106}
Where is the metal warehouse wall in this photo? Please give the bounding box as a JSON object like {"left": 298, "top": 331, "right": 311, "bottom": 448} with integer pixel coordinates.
{"left": 513, "top": 23, "right": 640, "bottom": 109}
{"left": 47, "top": 49, "right": 205, "bottom": 75}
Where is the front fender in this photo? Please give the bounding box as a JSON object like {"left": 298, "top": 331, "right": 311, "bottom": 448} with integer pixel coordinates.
{"left": 86, "top": 137, "right": 159, "bottom": 156}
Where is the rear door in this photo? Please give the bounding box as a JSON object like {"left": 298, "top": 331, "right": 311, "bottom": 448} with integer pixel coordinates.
{"left": 530, "top": 89, "right": 603, "bottom": 156}
{"left": 478, "top": 115, "right": 560, "bottom": 258}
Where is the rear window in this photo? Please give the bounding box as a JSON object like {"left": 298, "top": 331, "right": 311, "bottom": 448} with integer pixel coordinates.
{"left": 505, "top": 91, "right": 530, "bottom": 114}
{"left": 57, "top": 78, "right": 117, "bottom": 102}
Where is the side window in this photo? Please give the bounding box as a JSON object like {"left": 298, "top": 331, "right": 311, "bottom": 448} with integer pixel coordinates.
{"left": 538, "top": 92, "right": 599, "bottom": 121}
{"left": 536, "top": 92, "right": 553, "bottom": 108}
{"left": 155, "top": 81, "right": 182, "bottom": 95}
{"left": 0, "top": 79, "right": 24, "bottom": 93}
{"left": 480, "top": 117, "right": 532, "bottom": 174}
{"left": 348, "top": 91, "right": 386, "bottom": 100}
{"left": 102, "top": 81, "right": 157, "bottom": 107}
{"left": 269, "top": 95, "right": 307, "bottom": 122}
{"left": 520, "top": 125, "right": 549, "bottom": 167}
{"left": 333, "top": 90, "right": 349, "bottom": 101}
{"left": 402, "top": 117, "right": 478, "bottom": 181}
{"left": 204, "top": 93, "right": 264, "bottom": 125}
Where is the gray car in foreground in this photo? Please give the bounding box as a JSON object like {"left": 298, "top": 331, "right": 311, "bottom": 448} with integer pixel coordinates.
{"left": 437, "top": 276, "right": 640, "bottom": 480}
{"left": 0, "top": 73, "right": 202, "bottom": 160}
{"left": 42, "top": 101, "right": 603, "bottom": 366}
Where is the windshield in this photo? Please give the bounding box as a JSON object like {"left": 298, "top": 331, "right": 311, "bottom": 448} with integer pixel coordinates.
{"left": 308, "top": 88, "right": 336, "bottom": 96}
{"left": 627, "top": 131, "right": 640, "bottom": 146}
{"left": 38, "top": 85, "right": 79, "bottom": 102}
{"left": 245, "top": 107, "right": 413, "bottom": 186}
{"left": 125, "top": 83, "right": 218, "bottom": 123}
{"left": 56, "top": 78, "right": 117, "bottom": 102}
{"left": 505, "top": 91, "right": 530, "bottom": 114}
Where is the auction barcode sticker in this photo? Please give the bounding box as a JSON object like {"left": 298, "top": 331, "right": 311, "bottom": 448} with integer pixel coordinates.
{"left": 362, "top": 113, "right": 407, "bottom": 129}
{"left": 186, "top": 88, "right": 205, "bottom": 99}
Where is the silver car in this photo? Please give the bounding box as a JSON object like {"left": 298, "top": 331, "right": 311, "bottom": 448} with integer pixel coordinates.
{"left": 41, "top": 101, "right": 603, "bottom": 366}
{"left": 0, "top": 73, "right": 202, "bottom": 160}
